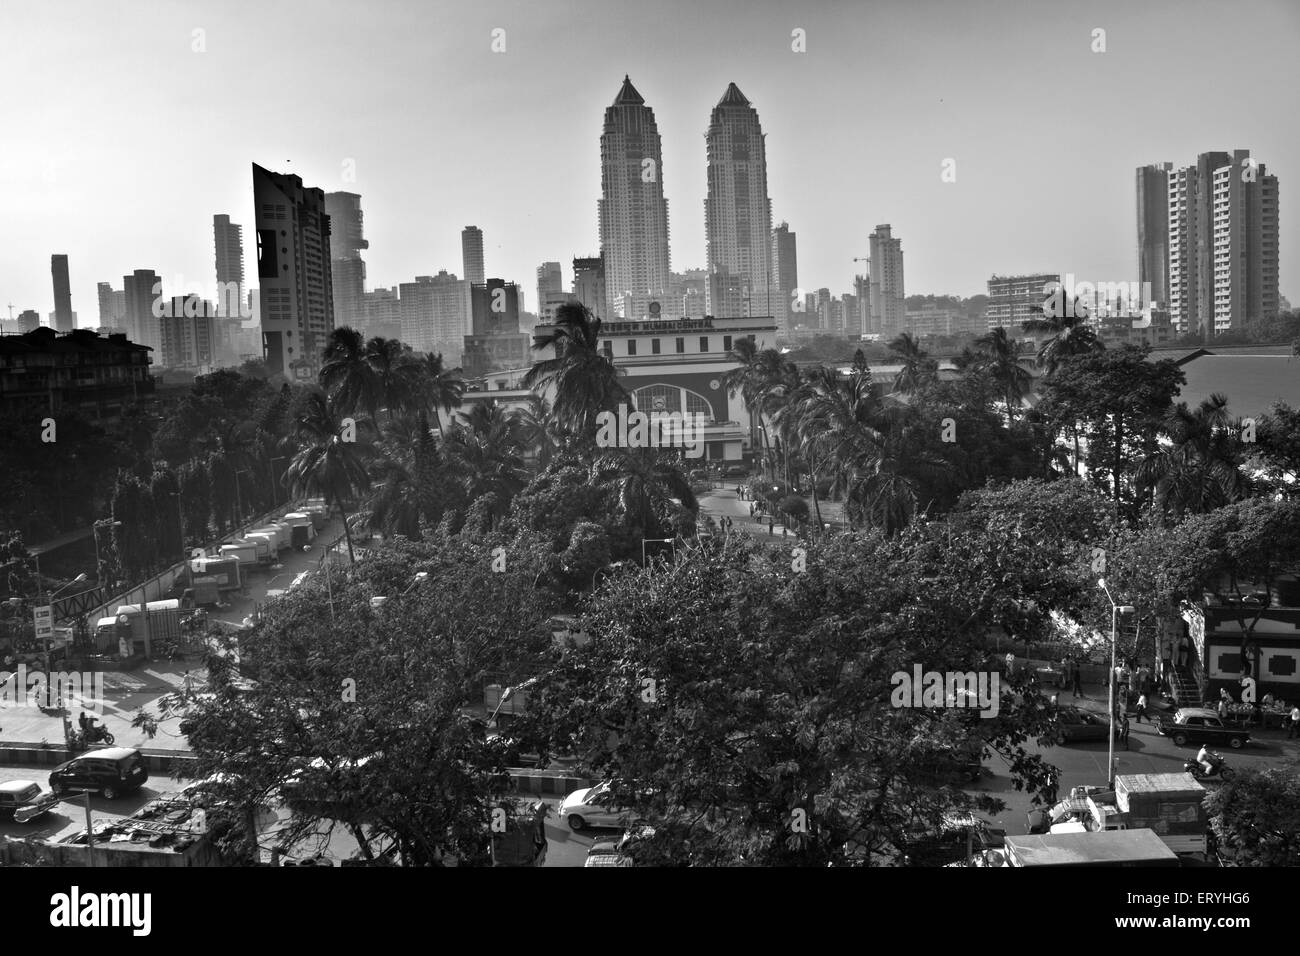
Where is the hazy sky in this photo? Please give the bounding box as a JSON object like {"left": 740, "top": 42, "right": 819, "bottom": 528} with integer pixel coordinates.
{"left": 1, "top": 0, "right": 1296, "bottom": 324}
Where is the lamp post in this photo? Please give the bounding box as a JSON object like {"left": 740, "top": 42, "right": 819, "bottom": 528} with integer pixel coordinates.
{"left": 1098, "top": 578, "right": 1135, "bottom": 789}
{"left": 42, "top": 573, "right": 88, "bottom": 675}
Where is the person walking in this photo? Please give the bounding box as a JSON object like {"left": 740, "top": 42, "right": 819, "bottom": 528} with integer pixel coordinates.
{"left": 1288, "top": 704, "right": 1300, "bottom": 740}
{"left": 1005, "top": 652, "right": 1016, "bottom": 676}
{"left": 1072, "top": 659, "right": 1084, "bottom": 698}
{"left": 1119, "top": 714, "right": 1130, "bottom": 750}
{"left": 1135, "top": 692, "right": 1148, "bottom": 723}
{"left": 1217, "top": 697, "right": 1229, "bottom": 721}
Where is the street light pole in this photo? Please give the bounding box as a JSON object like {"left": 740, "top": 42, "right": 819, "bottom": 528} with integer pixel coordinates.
{"left": 1099, "top": 578, "right": 1135, "bottom": 789}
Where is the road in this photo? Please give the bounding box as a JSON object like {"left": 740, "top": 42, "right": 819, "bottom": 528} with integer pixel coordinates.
{"left": 970, "top": 693, "right": 1300, "bottom": 836}
{"left": 0, "top": 762, "right": 187, "bottom": 845}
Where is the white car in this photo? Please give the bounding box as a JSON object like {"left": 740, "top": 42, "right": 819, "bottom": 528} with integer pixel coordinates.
{"left": 559, "top": 782, "right": 645, "bottom": 832}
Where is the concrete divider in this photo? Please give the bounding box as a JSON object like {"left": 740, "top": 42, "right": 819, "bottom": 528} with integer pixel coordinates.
{"left": 0, "top": 744, "right": 197, "bottom": 774}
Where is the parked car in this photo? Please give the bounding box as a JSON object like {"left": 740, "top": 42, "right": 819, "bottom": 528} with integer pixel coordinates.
{"left": 724, "top": 466, "right": 749, "bottom": 478}
{"left": 559, "top": 781, "right": 646, "bottom": 832}
{"left": 49, "top": 747, "right": 150, "bottom": 799}
{"left": 0, "top": 780, "right": 60, "bottom": 822}
{"left": 584, "top": 825, "right": 656, "bottom": 866}
{"left": 1054, "top": 706, "right": 1115, "bottom": 743}
{"left": 1156, "top": 708, "right": 1250, "bottom": 749}
{"left": 900, "top": 812, "right": 1006, "bottom": 867}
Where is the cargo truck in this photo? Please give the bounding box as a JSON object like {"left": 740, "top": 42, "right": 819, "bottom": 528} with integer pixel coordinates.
{"left": 283, "top": 513, "right": 316, "bottom": 549}
{"left": 1050, "top": 773, "right": 1210, "bottom": 857}
{"left": 252, "top": 524, "right": 289, "bottom": 552}
{"left": 188, "top": 556, "right": 242, "bottom": 591}
{"left": 1001, "top": 829, "right": 1179, "bottom": 867}
{"left": 96, "top": 599, "right": 191, "bottom": 654}
{"left": 220, "top": 541, "right": 260, "bottom": 568}
{"left": 246, "top": 531, "right": 280, "bottom": 558}
{"left": 231, "top": 535, "right": 272, "bottom": 565}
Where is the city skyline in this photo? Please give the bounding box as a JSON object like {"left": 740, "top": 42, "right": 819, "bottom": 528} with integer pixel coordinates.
{"left": 1, "top": 0, "right": 1296, "bottom": 327}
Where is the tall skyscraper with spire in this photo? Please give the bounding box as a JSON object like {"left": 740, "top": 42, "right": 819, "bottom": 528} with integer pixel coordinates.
{"left": 705, "top": 83, "right": 774, "bottom": 319}
{"left": 599, "top": 76, "right": 671, "bottom": 319}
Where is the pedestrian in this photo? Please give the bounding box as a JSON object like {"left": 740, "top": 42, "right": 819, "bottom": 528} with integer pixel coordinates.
{"left": 1005, "top": 652, "right": 1015, "bottom": 676}
{"left": 1072, "top": 660, "right": 1084, "bottom": 698}
{"left": 1119, "top": 714, "right": 1130, "bottom": 750}
{"left": 1289, "top": 704, "right": 1300, "bottom": 740}
{"left": 1135, "top": 692, "right": 1147, "bottom": 723}
{"left": 1058, "top": 658, "right": 1069, "bottom": 690}
{"left": 1217, "top": 697, "right": 1228, "bottom": 721}
{"left": 768, "top": 518, "right": 774, "bottom": 535}
{"left": 183, "top": 670, "right": 194, "bottom": 696}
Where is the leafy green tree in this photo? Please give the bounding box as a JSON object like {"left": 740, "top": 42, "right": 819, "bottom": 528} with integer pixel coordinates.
{"left": 1251, "top": 402, "right": 1300, "bottom": 497}
{"left": 364, "top": 336, "right": 423, "bottom": 423}
{"left": 444, "top": 402, "right": 531, "bottom": 527}
{"left": 1205, "top": 769, "right": 1300, "bottom": 866}
{"left": 135, "top": 536, "right": 560, "bottom": 865}
{"left": 887, "top": 332, "right": 939, "bottom": 396}
{"left": 589, "top": 448, "right": 698, "bottom": 543}
{"left": 1036, "top": 346, "right": 1184, "bottom": 515}
{"left": 109, "top": 472, "right": 157, "bottom": 580}
{"left": 1021, "top": 303, "right": 1103, "bottom": 374}
{"left": 414, "top": 352, "right": 465, "bottom": 437}
{"left": 524, "top": 534, "right": 1060, "bottom": 866}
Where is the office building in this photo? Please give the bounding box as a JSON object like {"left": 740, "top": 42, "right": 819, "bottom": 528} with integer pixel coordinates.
{"left": 252, "top": 163, "right": 335, "bottom": 379}
{"left": 51, "top": 255, "right": 74, "bottom": 332}
{"left": 324, "top": 193, "right": 368, "bottom": 331}
{"left": 462, "top": 226, "right": 485, "bottom": 286}
{"left": 705, "top": 83, "right": 775, "bottom": 318}
{"left": 772, "top": 222, "right": 798, "bottom": 293}
{"left": 599, "top": 76, "right": 672, "bottom": 318}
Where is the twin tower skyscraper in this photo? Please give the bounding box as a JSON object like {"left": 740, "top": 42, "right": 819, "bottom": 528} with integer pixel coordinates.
{"left": 599, "top": 76, "right": 775, "bottom": 323}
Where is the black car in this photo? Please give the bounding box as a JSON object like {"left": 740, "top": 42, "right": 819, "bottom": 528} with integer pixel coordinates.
{"left": 1054, "top": 706, "right": 1115, "bottom": 743}
{"left": 49, "top": 747, "right": 150, "bottom": 799}
{"left": 1156, "top": 708, "right": 1251, "bottom": 749}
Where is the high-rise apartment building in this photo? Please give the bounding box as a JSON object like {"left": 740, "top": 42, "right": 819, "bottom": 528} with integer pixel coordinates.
{"left": 536, "top": 262, "right": 567, "bottom": 321}
{"left": 572, "top": 257, "right": 607, "bottom": 319}
{"left": 1136, "top": 164, "right": 1171, "bottom": 308}
{"left": 470, "top": 279, "right": 521, "bottom": 335}
{"left": 705, "top": 83, "right": 775, "bottom": 318}
{"left": 325, "top": 193, "right": 368, "bottom": 331}
{"left": 772, "top": 222, "right": 798, "bottom": 291}
{"left": 986, "top": 273, "right": 1060, "bottom": 331}
{"left": 51, "top": 255, "right": 74, "bottom": 332}
{"left": 159, "top": 295, "right": 216, "bottom": 369}
{"left": 123, "top": 269, "right": 161, "bottom": 352}
{"left": 599, "top": 77, "right": 672, "bottom": 318}
{"left": 1167, "top": 150, "right": 1279, "bottom": 339}
{"left": 868, "top": 225, "right": 905, "bottom": 335}
{"left": 252, "top": 163, "right": 335, "bottom": 378}
{"left": 213, "top": 214, "right": 246, "bottom": 319}
{"left": 96, "top": 282, "right": 126, "bottom": 328}
{"left": 462, "top": 226, "right": 485, "bottom": 287}
{"left": 398, "top": 272, "right": 470, "bottom": 360}
{"left": 17, "top": 310, "right": 40, "bottom": 332}
{"left": 363, "top": 287, "right": 402, "bottom": 342}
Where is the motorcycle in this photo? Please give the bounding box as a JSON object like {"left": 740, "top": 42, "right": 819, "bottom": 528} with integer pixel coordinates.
{"left": 1184, "top": 752, "right": 1234, "bottom": 781}
{"left": 79, "top": 724, "right": 116, "bottom": 747}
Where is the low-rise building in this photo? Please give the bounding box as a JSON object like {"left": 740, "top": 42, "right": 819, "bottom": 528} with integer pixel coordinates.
{"left": 0, "top": 326, "right": 154, "bottom": 418}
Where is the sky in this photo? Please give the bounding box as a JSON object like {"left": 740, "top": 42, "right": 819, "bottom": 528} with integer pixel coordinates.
{"left": 1, "top": 0, "right": 1297, "bottom": 325}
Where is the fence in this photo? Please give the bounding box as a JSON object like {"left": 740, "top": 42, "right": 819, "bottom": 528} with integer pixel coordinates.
{"left": 79, "top": 501, "right": 306, "bottom": 630}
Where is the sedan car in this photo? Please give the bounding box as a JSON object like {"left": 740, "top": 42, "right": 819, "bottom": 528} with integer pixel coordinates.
{"left": 0, "top": 780, "right": 60, "bottom": 823}
{"left": 559, "top": 781, "right": 646, "bottom": 832}
{"left": 1156, "top": 708, "right": 1250, "bottom": 749}
{"left": 1054, "top": 706, "right": 1115, "bottom": 743}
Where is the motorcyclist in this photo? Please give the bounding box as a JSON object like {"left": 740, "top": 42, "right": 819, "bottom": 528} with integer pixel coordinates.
{"left": 1196, "top": 744, "right": 1218, "bottom": 776}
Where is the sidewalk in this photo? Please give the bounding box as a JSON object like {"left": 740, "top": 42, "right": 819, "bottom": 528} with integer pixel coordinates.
{"left": 696, "top": 487, "right": 796, "bottom": 540}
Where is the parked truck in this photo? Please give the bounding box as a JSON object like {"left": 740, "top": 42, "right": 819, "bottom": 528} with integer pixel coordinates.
{"left": 96, "top": 599, "right": 191, "bottom": 654}
{"left": 245, "top": 530, "right": 280, "bottom": 558}
{"left": 220, "top": 541, "right": 261, "bottom": 569}
{"left": 1000, "top": 829, "right": 1179, "bottom": 867}
{"left": 282, "top": 513, "right": 316, "bottom": 549}
{"left": 1051, "top": 773, "right": 1210, "bottom": 857}
{"left": 251, "top": 524, "right": 290, "bottom": 552}
{"left": 188, "top": 556, "right": 242, "bottom": 591}
{"left": 230, "top": 535, "right": 272, "bottom": 565}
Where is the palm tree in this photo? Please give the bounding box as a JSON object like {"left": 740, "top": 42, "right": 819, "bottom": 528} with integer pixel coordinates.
{"left": 1136, "top": 393, "right": 1251, "bottom": 522}
{"left": 972, "top": 326, "right": 1034, "bottom": 422}
{"left": 444, "top": 402, "right": 530, "bottom": 522}
{"left": 319, "top": 327, "right": 380, "bottom": 422}
{"left": 286, "top": 391, "right": 373, "bottom": 563}
{"left": 522, "top": 302, "right": 629, "bottom": 438}
{"left": 365, "top": 337, "right": 424, "bottom": 423}
{"left": 361, "top": 410, "right": 448, "bottom": 539}
{"left": 887, "top": 333, "right": 939, "bottom": 396}
{"left": 515, "top": 398, "right": 567, "bottom": 469}
{"left": 415, "top": 352, "right": 465, "bottom": 437}
{"left": 1021, "top": 305, "right": 1103, "bottom": 374}
{"left": 722, "top": 339, "right": 799, "bottom": 477}
{"left": 590, "top": 447, "right": 698, "bottom": 542}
